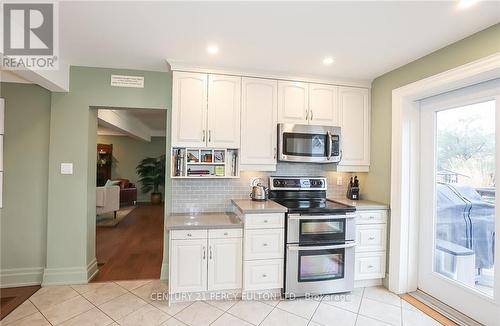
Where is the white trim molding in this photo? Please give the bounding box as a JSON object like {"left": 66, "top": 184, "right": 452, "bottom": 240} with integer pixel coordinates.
{"left": 0, "top": 267, "right": 44, "bottom": 288}
{"left": 389, "top": 52, "right": 500, "bottom": 294}
{"left": 42, "top": 258, "right": 98, "bottom": 286}
{"left": 166, "top": 59, "right": 372, "bottom": 89}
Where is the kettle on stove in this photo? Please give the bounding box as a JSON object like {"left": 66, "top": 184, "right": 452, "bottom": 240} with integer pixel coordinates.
{"left": 250, "top": 178, "right": 268, "bottom": 201}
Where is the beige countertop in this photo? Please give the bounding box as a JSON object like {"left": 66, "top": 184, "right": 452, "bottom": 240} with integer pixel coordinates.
{"left": 328, "top": 197, "right": 389, "bottom": 211}
{"left": 231, "top": 199, "right": 288, "bottom": 214}
{"left": 167, "top": 212, "right": 243, "bottom": 230}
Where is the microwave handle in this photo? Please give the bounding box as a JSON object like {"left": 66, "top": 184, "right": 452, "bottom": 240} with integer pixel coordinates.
{"left": 326, "top": 130, "right": 332, "bottom": 160}
{"left": 287, "top": 242, "right": 356, "bottom": 251}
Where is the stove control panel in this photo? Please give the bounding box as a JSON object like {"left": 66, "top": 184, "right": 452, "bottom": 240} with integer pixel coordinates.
{"left": 270, "top": 177, "right": 327, "bottom": 190}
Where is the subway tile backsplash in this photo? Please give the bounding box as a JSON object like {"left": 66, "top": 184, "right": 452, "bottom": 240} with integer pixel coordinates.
{"left": 171, "top": 163, "right": 365, "bottom": 213}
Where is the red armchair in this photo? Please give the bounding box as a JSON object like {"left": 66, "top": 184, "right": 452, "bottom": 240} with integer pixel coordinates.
{"left": 114, "top": 179, "right": 137, "bottom": 206}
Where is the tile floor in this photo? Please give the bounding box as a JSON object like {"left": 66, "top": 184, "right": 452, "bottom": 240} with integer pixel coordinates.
{"left": 1, "top": 280, "right": 443, "bottom": 326}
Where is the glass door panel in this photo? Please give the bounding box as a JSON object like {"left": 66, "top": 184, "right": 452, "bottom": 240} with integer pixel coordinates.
{"left": 435, "top": 100, "right": 495, "bottom": 298}
{"left": 298, "top": 248, "right": 345, "bottom": 282}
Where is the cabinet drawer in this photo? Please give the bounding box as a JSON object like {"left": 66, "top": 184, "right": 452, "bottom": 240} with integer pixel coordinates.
{"left": 209, "top": 228, "right": 243, "bottom": 239}
{"left": 356, "top": 224, "right": 386, "bottom": 252}
{"left": 355, "top": 252, "right": 386, "bottom": 280}
{"left": 244, "top": 213, "right": 284, "bottom": 229}
{"left": 170, "top": 229, "right": 207, "bottom": 240}
{"left": 245, "top": 229, "right": 284, "bottom": 260}
{"left": 244, "top": 259, "right": 283, "bottom": 291}
{"left": 356, "top": 210, "right": 387, "bottom": 224}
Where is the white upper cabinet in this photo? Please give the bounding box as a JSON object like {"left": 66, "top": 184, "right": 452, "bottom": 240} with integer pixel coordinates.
{"left": 309, "top": 83, "right": 339, "bottom": 126}
{"left": 240, "top": 78, "right": 278, "bottom": 169}
{"left": 338, "top": 87, "right": 370, "bottom": 170}
{"left": 278, "top": 81, "right": 339, "bottom": 126}
{"left": 172, "top": 72, "right": 208, "bottom": 147}
{"left": 207, "top": 75, "right": 241, "bottom": 148}
{"left": 278, "top": 81, "right": 309, "bottom": 124}
{"left": 172, "top": 72, "right": 241, "bottom": 148}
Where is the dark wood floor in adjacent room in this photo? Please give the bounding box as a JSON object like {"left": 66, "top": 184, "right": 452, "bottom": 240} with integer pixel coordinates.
{"left": 92, "top": 204, "right": 164, "bottom": 282}
{"left": 0, "top": 286, "right": 40, "bottom": 320}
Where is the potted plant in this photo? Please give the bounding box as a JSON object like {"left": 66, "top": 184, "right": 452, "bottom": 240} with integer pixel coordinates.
{"left": 136, "top": 155, "right": 165, "bottom": 205}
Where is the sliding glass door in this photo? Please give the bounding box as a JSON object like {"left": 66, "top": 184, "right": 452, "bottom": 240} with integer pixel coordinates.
{"left": 418, "top": 79, "right": 499, "bottom": 325}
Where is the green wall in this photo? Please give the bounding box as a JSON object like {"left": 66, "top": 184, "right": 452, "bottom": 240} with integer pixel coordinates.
{"left": 97, "top": 135, "right": 166, "bottom": 202}
{"left": 45, "top": 66, "right": 171, "bottom": 285}
{"left": 365, "top": 23, "right": 500, "bottom": 204}
{"left": 0, "top": 83, "right": 51, "bottom": 286}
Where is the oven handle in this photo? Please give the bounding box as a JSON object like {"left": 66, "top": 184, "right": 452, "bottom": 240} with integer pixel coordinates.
{"left": 287, "top": 242, "right": 356, "bottom": 251}
{"left": 288, "top": 214, "right": 356, "bottom": 220}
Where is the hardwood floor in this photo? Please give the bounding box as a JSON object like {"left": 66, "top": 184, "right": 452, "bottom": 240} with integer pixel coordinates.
{"left": 92, "top": 204, "right": 164, "bottom": 282}
{"left": 400, "top": 293, "right": 459, "bottom": 326}
{"left": 0, "top": 285, "right": 40, "bottom": 320}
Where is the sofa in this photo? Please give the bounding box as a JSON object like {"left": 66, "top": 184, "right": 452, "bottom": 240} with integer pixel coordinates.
{"left": 114, "top": 179, "right": 137, "bottom": 206}
{"left": 96, "top": 186, "right": 120, "bottom": 217}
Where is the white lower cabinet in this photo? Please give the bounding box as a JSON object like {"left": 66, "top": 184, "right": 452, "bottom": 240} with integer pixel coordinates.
{"left": 170, "top": 238, "right": 207, "bottom": 293}
{"left": 243, "top": 259, "right": 283, "bottom": 291}
{"left": 169, "top": 228, "right": 242, "bottom": 295}
{"left": 208, "top": 238, "right": 243, "bottom": 291}
{"left": 355, "top": 209, "right": 388, "bottom": 282}
{"left": 239, "top": 212, "right": 286, "bottom": 294}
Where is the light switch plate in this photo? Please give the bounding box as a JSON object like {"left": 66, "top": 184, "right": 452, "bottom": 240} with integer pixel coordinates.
{"left": 61, "top": 163, "right": 73, "bottom": 175}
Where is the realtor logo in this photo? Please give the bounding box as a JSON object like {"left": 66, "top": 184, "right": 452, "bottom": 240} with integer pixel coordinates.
{"left": 1, "top": 2, "right": 58, "bottom": 70}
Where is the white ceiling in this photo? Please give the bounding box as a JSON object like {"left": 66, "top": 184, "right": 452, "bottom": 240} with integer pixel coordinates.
{"left": 97, "top": 109, "right": 166, "bottom": 138}
{"left": 60, "top": 1, "right": 499, "bottom": 81}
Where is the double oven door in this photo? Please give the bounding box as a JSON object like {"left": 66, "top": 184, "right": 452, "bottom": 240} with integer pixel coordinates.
{"left": 285, "top": 214, "right": 356, "bottom": 297}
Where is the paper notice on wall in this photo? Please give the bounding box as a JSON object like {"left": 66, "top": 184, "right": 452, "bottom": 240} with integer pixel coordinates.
{"left": 111, "top": 75, "right": 145, "bottom": 88}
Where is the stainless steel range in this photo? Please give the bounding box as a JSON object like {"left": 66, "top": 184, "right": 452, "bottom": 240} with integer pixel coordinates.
{"left": 269, "top": 176, "right": 356, "bottom": 298}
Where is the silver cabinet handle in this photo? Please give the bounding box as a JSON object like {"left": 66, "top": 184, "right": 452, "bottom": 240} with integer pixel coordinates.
{"left": 262, "top": 274, "right": 267, "bottom": 278}
{"left": 208, "top": 130, "right": 212, "bottom": 142}
{"left": 203, "top": 246, "right": 206, "bottom": 260}
{"left": 209, "top": 246, "right": 213, "bottom": 259}
{"left": 306, "top": 110, "right": 309, "bottom": 120}
{"left": 368, "top": 265, "right": 374, "bottom": 269}
{"left": 369, "top": 216, "right": 375, "bottom": 219}
{"left": 187, "top": 233, "right": 192, "bottom": 237}
{"left": 202, "top": 130, "right": 206, "bottom": 142}
{"left": 224, "top": 232, "right": 228, "bottom": 236}
{"left": 310, "top": 110, "right": 314, "bottom": 120}
{"left": 263, "top": 220, "right": 268, "bottom": 223}
{"left": 368, "top": 237, "right": 375, "bottom": 241}
{"left": 263, "top": 243, "right": 268, "bottom": 247}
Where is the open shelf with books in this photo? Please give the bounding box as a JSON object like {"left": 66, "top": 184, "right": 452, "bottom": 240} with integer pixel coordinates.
{"left": 171, "top": 148, "right": 239, "bottom": 178}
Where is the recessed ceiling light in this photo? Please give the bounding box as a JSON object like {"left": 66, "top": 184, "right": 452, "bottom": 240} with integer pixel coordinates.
{"left": 457, "top": 0, "right": 478, "bottom": 9}
{"left": 207, "top": 45, "right": 219, "bottom": 55}
{"left": 323, "top": 57, "right": 334, "bottom": 65}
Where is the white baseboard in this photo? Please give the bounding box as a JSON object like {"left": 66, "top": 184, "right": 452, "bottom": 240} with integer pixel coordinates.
{"left": 354, "top": 278, "right": 383, "bottom": 288}
{"left": 160, "top": 262, "right": 168, "bottom": 281}
{"left": 0, "top": 267, "right": 44, "bottom": 288}
{"left": 42, "top": 258, "right": 98, "bottom": 286}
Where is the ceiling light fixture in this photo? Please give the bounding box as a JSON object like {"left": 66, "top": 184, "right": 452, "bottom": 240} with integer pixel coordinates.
{"left": 323, "top": 57, "right": 334, "bottom": 65}
{"left": 207, "top": 45, "right": 219, "bottom": 55}
{"left": 457, "top": 0, "right": 478, "bottom": 9}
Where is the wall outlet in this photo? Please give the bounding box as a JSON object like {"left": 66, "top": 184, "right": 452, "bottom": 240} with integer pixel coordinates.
{"left": 336, "top": 176, "right": 343, "bottom": 186}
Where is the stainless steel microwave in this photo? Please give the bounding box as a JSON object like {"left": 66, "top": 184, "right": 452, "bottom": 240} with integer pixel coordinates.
{"left": 278, "top": 124, "right": 341, "bottom": 163}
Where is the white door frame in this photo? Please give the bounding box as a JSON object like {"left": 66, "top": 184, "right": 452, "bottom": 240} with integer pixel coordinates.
{"left": 388, "top": 52, "right": 500, "bottom": 294}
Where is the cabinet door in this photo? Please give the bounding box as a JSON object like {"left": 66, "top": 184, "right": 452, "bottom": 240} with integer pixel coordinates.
{"left": 207, "top": 74, "right": 241, "bottom": 148}
{"left": 240, "top": 78, "right": 278, "bottom": 167}
{"left": 170, "top": 239, "right": 207, "bottom": 293}
{"left": 338, "top": 87, "right": 370, "bottom": 168}
{"left": 208, "top": 238, "right": 242, "bottom": 291}
{"left": 172, "top": 72, "right": 208, "bottom": 147}
{"left": 309, "top": 83, "right": 339, "bottom": 126}
{"left": 278, "top": 81, "right": 309, "bottom": 124}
